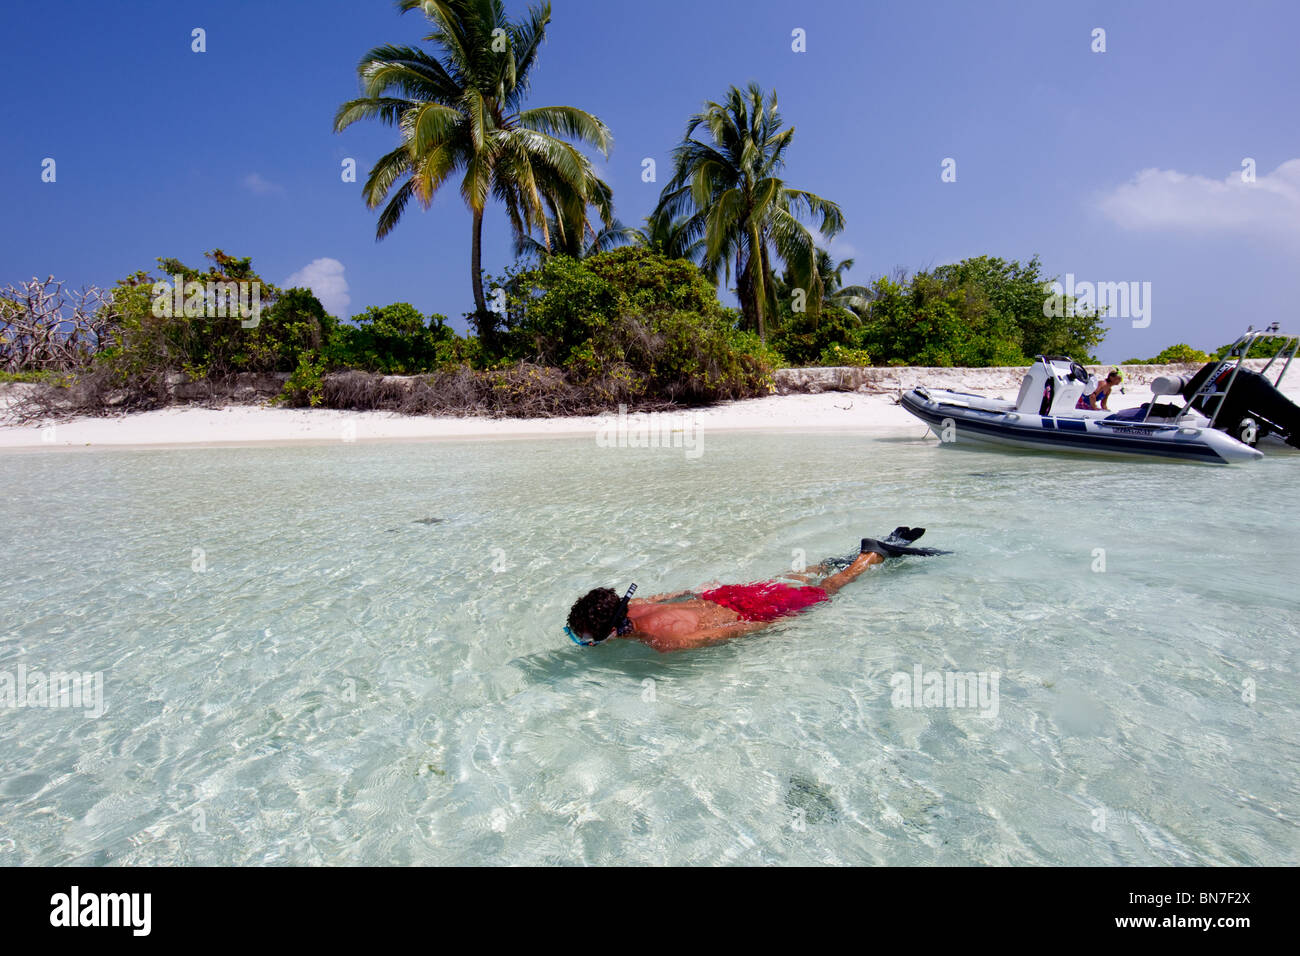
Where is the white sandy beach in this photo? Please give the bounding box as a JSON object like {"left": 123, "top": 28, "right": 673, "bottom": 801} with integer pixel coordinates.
{"left": 0, "top": 390, "right": 922, "bottom": 450}
{"left": 2, "top": 363, "right": 1293, "bottom": 451}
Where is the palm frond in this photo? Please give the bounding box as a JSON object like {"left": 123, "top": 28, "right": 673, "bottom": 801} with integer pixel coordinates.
{"left": 356, "top": 44, "right": 460, "bottom": 101}
{"left": 333, "top": 96, "right": 414, "bottom": 132}
{"left": 375, "top": 179, "right": 416, "bottom": 239}
{"left": 362, "top": 144, "right": 415, "bottom": 208}
{"left": 517, "top": 105, "right": 612, "bottom": 155}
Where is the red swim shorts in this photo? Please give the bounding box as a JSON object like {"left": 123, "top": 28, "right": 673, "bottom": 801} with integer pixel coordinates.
{"left": 699, "top": 582, "right": 830, "bottom": 622}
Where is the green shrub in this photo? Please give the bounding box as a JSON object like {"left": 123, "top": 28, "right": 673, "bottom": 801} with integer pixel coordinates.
{"left": 278, "top": 354, "right": 325, "bottom": 407}
{"left": 324, "top": 303, "right": 462, "bottom": 374}
{"left": 1122, "top": 343, "right": 1212, "bottom": 364}
{"left": 433, "top": 334, "right": 483, "bottom": 369}
{"left": 852, "top": 256, "right": 1105, "bottom": 367}
{"left": 504, "top": 248, "right": 776, "bottom": 404}
{"left": 1151, "top": 343, "right": 1211, "bottom": 364}
{"left": 1215, "top": 337, "right": 1290, "bottom": 360}
{"left": 0, "top": 369, "right": 65, "bottom": 384}
{"left": 770, "top": 305, "right": 864, "bottom": 366}
{"left": 504, "top": 249, "right": 726, "bottom": 355}
{"left": 817, "top": 344, "right": 872, "bottom": 367}
{"left": 104, "top": 251, "right": 334, "bottom": 387}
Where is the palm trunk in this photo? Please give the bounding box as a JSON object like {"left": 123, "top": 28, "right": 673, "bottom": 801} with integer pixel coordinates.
{"left": 470, "top": 208, "right": 494, "bottom": 348}
{"left": 748, "top": 225, "right": 767, "bottom": 341}
{"left": 737, "top": 250, "right": 756, "bottom": 335}
{"left": 759, "top": 240, "right": 776, "bottom": 334}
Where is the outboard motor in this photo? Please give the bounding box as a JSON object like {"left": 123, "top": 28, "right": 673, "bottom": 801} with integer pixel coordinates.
{"left": 1182, "top": 361, "right": 1300, "bottom": 447}
{"left": 1015, "top": 356, "right": 1093, "bottom": 416}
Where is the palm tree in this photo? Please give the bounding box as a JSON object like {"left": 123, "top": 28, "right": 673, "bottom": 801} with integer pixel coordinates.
{"left": 654, "top": 82, "right": 844, "bottom": 339}
{"left": 629, "top": 208, "right": 705, "bottom": 262}
{"left": 812, "top": 249, "right": 874, "bottom": 315}
{"left": 514, "top": 180, "right": 640, "bottom": 261}
{"left": 769, "top": 249, "right": 872, "bottom": 329}
{"left": 334, "top": 0, "right": 613, "bottom": 345}
{"left": 516, "top": 217, "right": 640, "bottom": 262}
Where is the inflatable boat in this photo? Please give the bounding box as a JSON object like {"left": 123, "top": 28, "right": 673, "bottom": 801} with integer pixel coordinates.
{"left": 900, "top": 326, "right": 1300, "bottom": 465}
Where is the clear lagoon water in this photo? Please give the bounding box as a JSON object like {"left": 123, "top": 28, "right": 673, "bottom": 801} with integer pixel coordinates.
{"left": 1, "top": 431, "right": 1297, "bottom": 865}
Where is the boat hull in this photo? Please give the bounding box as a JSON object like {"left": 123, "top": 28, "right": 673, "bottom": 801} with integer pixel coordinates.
{"left": 900, "top": 389, "right": 1264, "bottom": 464}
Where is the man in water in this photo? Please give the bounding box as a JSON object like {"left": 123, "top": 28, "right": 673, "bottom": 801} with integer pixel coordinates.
{"left": 564, "top": 528, "right": 949, "bottom": 652}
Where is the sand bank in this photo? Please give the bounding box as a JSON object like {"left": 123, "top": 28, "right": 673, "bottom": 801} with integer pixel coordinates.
{"left": 2, "top": 363, "right": 1292, "bottom": 451}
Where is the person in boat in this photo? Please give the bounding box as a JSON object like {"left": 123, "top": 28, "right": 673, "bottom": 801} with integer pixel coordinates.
{"left": 1077, "top": 368, "right": 1124, "bottom": 411}
{"left": 564, "top": 529, "right": 950, "bottom": 653}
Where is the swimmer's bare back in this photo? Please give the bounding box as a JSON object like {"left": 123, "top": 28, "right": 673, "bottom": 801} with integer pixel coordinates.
{"left": 622, "top": 551, "right": 885, "bottom": 652}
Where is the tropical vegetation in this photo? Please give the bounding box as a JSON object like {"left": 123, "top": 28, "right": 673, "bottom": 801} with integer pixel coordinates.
{"left": 333, "top": 0, "right": 614, "bottom": 349}
{"left": 1121, "top": 344, "right": 1212, "bottom": 365}
{"left": 651, "top": 82, "right": 844, "bottom": 340}
{"left": 3, "top": 4, "right": 1122, "bottom": 421}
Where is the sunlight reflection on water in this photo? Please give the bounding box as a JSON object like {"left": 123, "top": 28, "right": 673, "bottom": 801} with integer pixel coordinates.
{"left": 1, "top": 433, "right": 1297, "bottom": 864}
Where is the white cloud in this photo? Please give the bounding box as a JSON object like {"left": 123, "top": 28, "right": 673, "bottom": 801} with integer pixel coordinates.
{"left": 1097, "top": 159, "right": 1300, "bottom": 240}
{"left": 827, "top": 235, "right": 858, "bottom": 262}
{"left": 242, "top": 172, "right": 285, "bottom": 196}
{"left": 283, "top": 258, "right": 350, "bottom": 316}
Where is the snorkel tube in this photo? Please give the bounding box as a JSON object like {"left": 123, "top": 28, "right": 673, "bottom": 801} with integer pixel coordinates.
{"left": 565, "top": 583, "right": 637, "bottom": 647}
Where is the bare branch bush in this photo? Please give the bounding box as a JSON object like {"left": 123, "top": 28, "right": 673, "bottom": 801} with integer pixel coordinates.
{"left": 0, "top": 276, "right": 119, "bottom": 373}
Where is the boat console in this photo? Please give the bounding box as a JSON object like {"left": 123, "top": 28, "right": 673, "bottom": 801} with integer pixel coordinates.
{"left": 1014, "top": 356, "right": 1093, "bottom": 415}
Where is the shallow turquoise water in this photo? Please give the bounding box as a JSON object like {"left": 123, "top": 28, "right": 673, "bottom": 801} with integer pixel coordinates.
{"left": 1, "top": 433, "right": 1297, "bottom": 865}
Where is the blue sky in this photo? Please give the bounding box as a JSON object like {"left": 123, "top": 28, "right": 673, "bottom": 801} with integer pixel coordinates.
{"left": 2, "top": 0, "right": 1297, "bottom": 362}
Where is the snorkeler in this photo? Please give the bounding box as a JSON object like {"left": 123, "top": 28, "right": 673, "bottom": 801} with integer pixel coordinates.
{"left": 564, "top": 528, "right": 950, "bottom": 653}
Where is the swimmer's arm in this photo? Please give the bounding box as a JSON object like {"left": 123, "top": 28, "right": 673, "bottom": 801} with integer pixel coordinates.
{"left": 635, "top": 589, "right": 694, "bottom": 603}
{"left": 651, "top": 620, "right": 769, "bottom": 652}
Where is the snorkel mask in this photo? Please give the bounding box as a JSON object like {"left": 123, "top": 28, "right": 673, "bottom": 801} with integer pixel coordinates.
{"left": 565, "top": 583, "right": 637, "bottom": 647}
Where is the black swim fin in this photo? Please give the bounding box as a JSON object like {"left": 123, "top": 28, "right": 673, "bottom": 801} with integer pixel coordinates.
{"left": 862, "top": 528, "right": 951, "bottom": 558}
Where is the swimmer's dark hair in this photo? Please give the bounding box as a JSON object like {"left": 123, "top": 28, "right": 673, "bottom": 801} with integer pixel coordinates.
{"left": 567, "top": 587, "right": 624, "bottom": 640}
